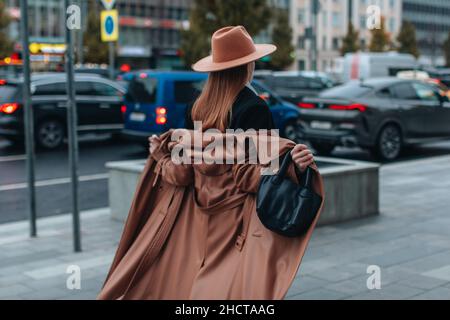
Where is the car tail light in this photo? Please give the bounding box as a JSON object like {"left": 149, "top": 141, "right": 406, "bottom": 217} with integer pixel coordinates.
{"left": 0, "top": 102, "right": 20, "bottom": 114}
{"left": 298, "top": 102, "right": 316, "bottom": 109}
{"left": 120, "top": 105, "right": 126, "bottom": 114}
{"left": 0, "top": 79, "right": 7, "bottom": 85}
{"left": 155, "top": 107, "right": 167, "bottom": 125}
{"left": 328, "top": 103, "right": 367, "bottom": 112}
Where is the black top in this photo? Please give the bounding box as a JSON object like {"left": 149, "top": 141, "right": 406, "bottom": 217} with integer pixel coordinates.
{"left": 185, "top": 85, "right": 275, "bottom": 131}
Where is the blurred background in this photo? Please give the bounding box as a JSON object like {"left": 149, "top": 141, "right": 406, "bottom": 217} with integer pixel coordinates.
{"left": 1, "top": 0, "right": 449, "bottom": 72}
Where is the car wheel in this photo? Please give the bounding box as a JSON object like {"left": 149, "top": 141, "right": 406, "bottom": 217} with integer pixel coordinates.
{"left": 36, "top": 119, "right": 65, "bottom": 150}
{"left": 282, "top": 121, "right": 299, "bottom": 142}
{"left": 374, "top": 124, "right": 402, "bottom": 161}
{"left": 311, "top": 142, "right": 335, "bottom": 156}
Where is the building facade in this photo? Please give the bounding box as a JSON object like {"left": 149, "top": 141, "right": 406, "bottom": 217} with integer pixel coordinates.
{"left": 116, "top": 0, "right": 191, "bottom": 69}
{"left": 290, "top": 0, "right": 402, "bottom": 72}
{"left": 3, "top": 0, "right": 301, "bottom": 71}
{"left": 5, "top": 0, "right": 68, "bottom": 70}
{"left": 402, "top": 0, "right": 450, "bottom": 66}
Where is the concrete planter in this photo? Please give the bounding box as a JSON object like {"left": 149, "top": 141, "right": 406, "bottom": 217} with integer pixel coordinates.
{"left": 106, "top": 157, "right": 380, "bottom": 226}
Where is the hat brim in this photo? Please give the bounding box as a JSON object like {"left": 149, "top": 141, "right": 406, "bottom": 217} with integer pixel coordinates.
{"left": 192, "top": 44, "right": 277, "bottom": 72}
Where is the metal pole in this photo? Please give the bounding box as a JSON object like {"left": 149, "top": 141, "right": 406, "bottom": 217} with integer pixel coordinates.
{"left": 20, "top": 0, "right": 37, "bottom": 237}
{"left": 109, "top": 41, "right": 114, "bottom": 79}
{"left": 77, "top": 0, "right": 84, "bottom": 64}
{"left": 64, "top": 0, "right": 82, "bottom": 252}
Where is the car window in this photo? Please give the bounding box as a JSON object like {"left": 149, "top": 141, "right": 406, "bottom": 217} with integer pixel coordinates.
{"left": 320, "top": 83, "right": 372, "bottom": 98}
{"left": 125, "top": 76, "right": 157, "bottom": 103}
{"left": 391, "top": 83, "right": 418, "bottom": 100}
{"left": 75, "top": 81, "right": 94, "bottom": 95}
{"left": 174, "top": 80, "right": 204, "bottom": 104}
{"left": 308, "top": 79, "right": 323, "bottom": 89}
{"left": 411, "top": 82, "right": 439, "bottom": 102}
{"left": 376, "top": 87, "right": 393, "bottom": 98}
{"left": 93, "top": 82, "right": 121, "bottom": 97}
{"left": 34, "top": 82, "right": 67, "bottom": 95}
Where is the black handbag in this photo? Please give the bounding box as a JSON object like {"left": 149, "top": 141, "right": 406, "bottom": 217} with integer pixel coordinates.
{"left": 256, "top": 149, "right": 322, "bottom": 237}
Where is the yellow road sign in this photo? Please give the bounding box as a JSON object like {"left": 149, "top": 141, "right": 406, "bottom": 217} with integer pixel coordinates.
{"left": 101, "top": 10, "right": 119, "bottom": 42}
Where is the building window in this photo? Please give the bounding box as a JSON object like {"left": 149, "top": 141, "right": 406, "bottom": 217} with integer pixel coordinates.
{"left": 389, "top": 0, "right": 395, "bottom": 8}
{"left": 298, "top": 59, "right": 305, "bottom": 70}
{"left": 332, "top": 12, "right": 340, "bottom": 28}
{"left": 389, "top": 18, "right": 395, "bottom": 32}
{"left": 298, "top": 9, "right": 305, "bottom": 24}
{"left": 332, "top": 37, "right": 340, "bottom": 50}
{"left": 298, "top": 36, "right": 305, "bottom": 49}
{"left": 360, "top": 15, "right": 366, "bottom": 29}
{"left": 322, "top": 36, "right": 327, "bottom": 50}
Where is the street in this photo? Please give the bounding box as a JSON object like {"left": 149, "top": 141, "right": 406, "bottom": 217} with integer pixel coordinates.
{"left": 2, "top": 134, "right": 450, "bottom": 224}
{"left": 0, "top": 135, "right": 144, "bottom": 223}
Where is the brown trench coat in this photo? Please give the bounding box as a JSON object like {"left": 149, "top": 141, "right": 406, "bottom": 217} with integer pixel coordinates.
{"left": 97, "top": 130, "right": 325, "bottom": 300}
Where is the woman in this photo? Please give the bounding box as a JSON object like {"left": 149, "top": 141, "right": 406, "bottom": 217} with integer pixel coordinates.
{"left": 98, "top": 26, "right": 323, "bottom": 300}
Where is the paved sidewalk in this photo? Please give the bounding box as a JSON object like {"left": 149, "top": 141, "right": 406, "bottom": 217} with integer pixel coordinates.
{"left": 1, "top": 155, "right": 450, "bottom": 300}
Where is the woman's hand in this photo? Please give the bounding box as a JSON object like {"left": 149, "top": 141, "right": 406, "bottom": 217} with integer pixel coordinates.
{"left": 291, "top": 144, "right": 314, "bottom": 172}
{"left": 149, "top": 134, "right": 161, "bottom": 155}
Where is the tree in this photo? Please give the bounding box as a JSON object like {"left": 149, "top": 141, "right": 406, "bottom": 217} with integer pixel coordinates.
{"left": 83, "top": 0, "right": 108, "bottom": 64}
{"left": 340, "top": 22, "right": 359, "bottom": 55}
{"left": 269, "top": 9, "right": 294, "bottom": 70}
{"left": 397, "top": 20, "right": 419, "bottom": 58}
{"left": 0, "top": 0, "right": 13, "bottom": 59}
{"left": 369, "top": 17, "right": 390, "bottom": 52}
{"left": 180, "top": 0, "right": 272, "bottom": 68}
{"left": 444, "top": 31, "right": 450, "bottom": 67}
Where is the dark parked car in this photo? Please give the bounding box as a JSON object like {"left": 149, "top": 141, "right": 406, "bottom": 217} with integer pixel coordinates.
{"left": 0, "top": 74, "right": 126, "bottom": 149}
{"left": 254, "top": 71, "right": 336, "bottom": 105}
{"left": 297, "top": 77, "right": 450, "bottom": 160}
{"left": 121, "top": 71, "right": 302, "bottom": 143}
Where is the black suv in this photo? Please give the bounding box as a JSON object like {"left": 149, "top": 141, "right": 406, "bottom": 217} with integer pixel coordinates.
{"left": 0, "top": 73, "right": 126, "bottom": 149}
{"left": 298, "top": 78, "right": 450, "bottom": 160}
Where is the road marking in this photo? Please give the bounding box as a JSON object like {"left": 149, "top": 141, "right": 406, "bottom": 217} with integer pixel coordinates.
{"left": 0, "top": 154, "right": 26, "bottom": 162}
{"left": 0, "top": 173, "right": 108, "bottom": 191}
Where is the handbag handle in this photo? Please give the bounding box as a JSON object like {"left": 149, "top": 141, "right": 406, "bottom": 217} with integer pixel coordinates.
{"left": 273, "top": 149, "right": 313, "bottom": 188}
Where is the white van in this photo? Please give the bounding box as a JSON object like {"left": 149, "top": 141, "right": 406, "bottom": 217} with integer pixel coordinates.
{"left": 341, "top": 52, "right": 417, "bottom": 82}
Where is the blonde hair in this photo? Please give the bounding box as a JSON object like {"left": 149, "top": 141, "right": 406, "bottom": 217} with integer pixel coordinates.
{"left": 191, "top": 62, "right": 254, "bottom": 132}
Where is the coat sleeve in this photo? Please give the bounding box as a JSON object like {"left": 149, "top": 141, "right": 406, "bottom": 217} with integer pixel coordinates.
{"left": 150, "top": 145, "right": 194, "bottom": 187}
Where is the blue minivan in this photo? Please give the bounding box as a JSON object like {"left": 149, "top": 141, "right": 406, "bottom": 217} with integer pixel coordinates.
{"left": 121, "top": 70, "right": 301, "bottom": 143}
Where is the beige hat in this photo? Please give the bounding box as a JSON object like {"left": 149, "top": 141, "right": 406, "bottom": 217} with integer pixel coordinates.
{"left": 192, "top": 25, "right": 277, "bottom": 72}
